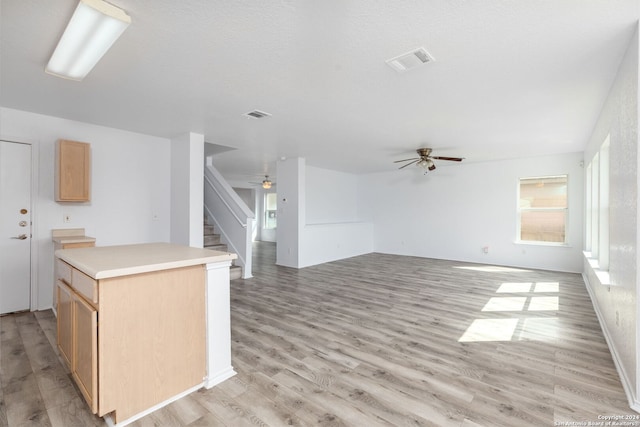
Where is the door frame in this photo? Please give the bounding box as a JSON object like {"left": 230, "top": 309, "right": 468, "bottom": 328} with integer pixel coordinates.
{"left": 1, "top": 136, "right": 39, "bottom": 311}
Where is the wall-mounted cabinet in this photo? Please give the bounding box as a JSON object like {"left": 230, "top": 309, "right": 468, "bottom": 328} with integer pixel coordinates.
{"left": 56, "top": 139, "right": 91, "bottom": 202}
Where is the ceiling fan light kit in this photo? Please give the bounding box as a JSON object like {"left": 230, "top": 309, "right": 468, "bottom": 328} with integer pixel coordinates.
{"left": 46, "top": 0, "right": 131, "bottom": 81}
{"left": 394, "top": 148, "right": 464, "bottom": 173}
{"left": 262, "top": 175, "right": 272, "bottom": 189}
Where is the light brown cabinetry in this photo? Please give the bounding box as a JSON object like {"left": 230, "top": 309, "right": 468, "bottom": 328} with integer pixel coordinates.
{"left": 56, "top": 270, "right": 98, "bottom": 413}
{"left": 73, "top": 293, "right": 98, "bottom": 413}
{"left": 55, "top": 257, "right": 206, "bottom": 423}
{"left": 56, "top": 139, "right": 91, "bottom": 202}
{"left": 53, "top": 234, "right": 95, "bottom": 322}
{"left": 56, "top": 280, "right": 73, "bottom": 367}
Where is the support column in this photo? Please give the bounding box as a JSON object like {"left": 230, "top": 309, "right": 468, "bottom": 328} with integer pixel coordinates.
{"left": 276, "top": 157, "right": 305, "bottom": 268}
{"left": 204, "top": 260, "right": 236, "bottom": 388}
{"left": 170, "top": 132, "right": 204, "bottom": 247}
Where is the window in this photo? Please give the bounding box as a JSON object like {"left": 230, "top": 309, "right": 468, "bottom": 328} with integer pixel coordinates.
{"left": 585, "top": 135, "right": 610, "bottom": 270}
{"left": 518, "top": 175, "right": 568, "bottom": 244}
{"left": 264, "top": 193, "right": 277, "bottom": 229}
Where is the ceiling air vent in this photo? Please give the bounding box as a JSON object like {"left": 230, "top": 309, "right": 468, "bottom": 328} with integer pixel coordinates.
{"left": 386, "top": 47, "right": 435, "bottom": 73}
{"left": 244, "top": 110, "right": 272, "bottom": 119}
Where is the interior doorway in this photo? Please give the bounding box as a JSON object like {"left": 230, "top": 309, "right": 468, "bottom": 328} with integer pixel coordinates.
{"left": 0, "top": 140, "right": 33, "bottom": 314}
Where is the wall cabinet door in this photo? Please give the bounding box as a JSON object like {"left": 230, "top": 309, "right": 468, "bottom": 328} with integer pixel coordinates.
{"left": 56, "top": 280, "right": 73, "bottom": 369}
{"left": 73, "top": 294, "right": 98, "bottom": 414}
{"left": 56, "top": 139, "right": 90, "bottom": 202}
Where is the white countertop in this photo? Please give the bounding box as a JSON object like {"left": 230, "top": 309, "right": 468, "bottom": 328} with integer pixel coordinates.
{"left": 51, "top": 227, "right": 95, "bottom": 244}
{"left": 52, "top": 235, "right": 96, "bottom": 244}
{"left": 55, "top": 242, "right": 237, "bottom": 279}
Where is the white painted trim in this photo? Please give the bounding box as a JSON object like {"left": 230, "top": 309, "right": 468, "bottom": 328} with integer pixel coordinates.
{"left": 582, "top": 272, "right": 639, "bottom": 411}
{"left": 204, "top": 260, "right": 237, "bottom": 389}
{"left": 204, "top": 366, "right": 237, "bottom": 388}
{"left": 103, "top": 382, "right": 203, "bottom": 427}
{"left": 0, "top": 136, "right": 40, "bottom": 312}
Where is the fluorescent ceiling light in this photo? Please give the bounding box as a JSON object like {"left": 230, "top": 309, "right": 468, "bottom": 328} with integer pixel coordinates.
{"left": 46, "top": 0, "right": 131, "bottom": 81}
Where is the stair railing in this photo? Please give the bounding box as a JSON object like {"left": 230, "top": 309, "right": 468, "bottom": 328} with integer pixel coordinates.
{"left": 204, "top": 161, "right": 254, "bottom": 278}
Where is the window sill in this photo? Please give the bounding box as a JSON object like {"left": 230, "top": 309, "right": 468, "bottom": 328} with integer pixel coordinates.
{"left": 583, "top": 251, "right": 611, "bottom": 286}
{"left": 514, "top": 240, "right": 570, "bottom": 248}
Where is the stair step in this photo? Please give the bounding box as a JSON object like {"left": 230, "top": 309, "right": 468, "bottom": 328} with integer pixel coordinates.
{"left": 230, "top": 265, "right": 242, "bottom": 280}
{"left": 205, "top": 243, "right": 228, "bottom": 252}
{"left": 203, "top": 218, "right": 241, "bottom": 279}
{"left": 204, "top": 234, "right": 221, "bottom": 246}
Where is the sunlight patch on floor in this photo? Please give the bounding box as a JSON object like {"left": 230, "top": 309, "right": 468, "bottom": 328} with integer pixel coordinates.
{"left": 528, "top": 296, "right": 559, "bottom": 311}
{"left": 496, "top": 282, "right": 532, "bottom": 293}
{"left": 482, "top": 297, "right": 527, "bottom": 312}
{"left": 459, "top": 319, "right": 519, "bottom": 342}
{"left": 517, "top": 318, "right": 560, "bottom": 341}
{"left": 534, "top": 282, "right": 559, "bottom": 293}
{"left": 459, "top": 275, "right": 561, "bottom": 342}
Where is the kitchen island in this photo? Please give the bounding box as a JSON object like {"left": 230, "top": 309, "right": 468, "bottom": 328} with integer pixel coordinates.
{"left": 55, "top": 242, "right": 237, "bottom": 426}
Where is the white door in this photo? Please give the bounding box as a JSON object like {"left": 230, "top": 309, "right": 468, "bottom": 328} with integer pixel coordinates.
{"left": 0, "top": 141, "right": 32, "bottom": 314}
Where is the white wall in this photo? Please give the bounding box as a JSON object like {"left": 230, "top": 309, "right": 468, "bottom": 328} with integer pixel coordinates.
{"left": 306, "top": 166, "right": 359, "bottom": 224}
{"left": 0, "top": 107, "right": 171, "bottom": 310}
{"left": 359, "top": 152, "right": 584, "bottom": 273}
{"left": 233, "top": 188, "right": 255, "bottom": 215}
{"left": 299, "top": 164, "right": 373, "bottom": 268}
{"left": 582, "top": 26, "right": 638, "bottom": 408}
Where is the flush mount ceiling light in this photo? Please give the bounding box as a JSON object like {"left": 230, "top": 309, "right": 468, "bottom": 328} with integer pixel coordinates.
{"left": 46, "top": 0, "right": 131, "bottom": 81}
{"left": 262, "top": 175, "right": 272, "bottom": 189}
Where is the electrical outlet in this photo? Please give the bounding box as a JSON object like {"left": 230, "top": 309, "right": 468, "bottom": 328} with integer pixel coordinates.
{"left": 63, "top": 214, "right": 71, "bottom": 223}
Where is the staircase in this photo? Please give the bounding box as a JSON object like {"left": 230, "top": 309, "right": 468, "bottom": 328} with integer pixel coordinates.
{"left": 204, "top": 221, "right": 242, "bottom": 280}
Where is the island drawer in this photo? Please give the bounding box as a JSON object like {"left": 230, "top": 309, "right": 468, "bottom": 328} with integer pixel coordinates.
{"left": 56, "top": 259, "right": 72, "bottom": 284}
{"left": 72, "top": 268, "right": 98, "bottom": 305}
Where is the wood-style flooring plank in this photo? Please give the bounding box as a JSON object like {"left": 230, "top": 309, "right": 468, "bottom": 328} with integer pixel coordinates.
{"left": 1, "top": 242, "right": 637, "bottom": 426}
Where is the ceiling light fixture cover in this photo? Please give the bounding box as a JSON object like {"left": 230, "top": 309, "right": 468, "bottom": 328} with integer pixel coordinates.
{"left": 46, "top": 0, "right": 131, "bottom": 81}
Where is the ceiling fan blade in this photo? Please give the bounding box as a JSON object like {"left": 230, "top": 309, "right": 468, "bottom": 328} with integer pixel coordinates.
{"left": 431, "top": 156, "right": 464, "bottom": 162}
{"left": 398, "top": 159, "right": 419, "bottom": 169}
{"left": 393, "top": 157, "right": 419, "bottom": 163}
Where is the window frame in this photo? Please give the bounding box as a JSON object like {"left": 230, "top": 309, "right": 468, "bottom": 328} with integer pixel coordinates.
{"left": 584, "top": 135, "right": 610, "bottom": 273}
{"left": 263, "top": 192, "right": 277, "bottom": 230}
{"left": 516, "top": 174, "right": 569, "bottom": 246}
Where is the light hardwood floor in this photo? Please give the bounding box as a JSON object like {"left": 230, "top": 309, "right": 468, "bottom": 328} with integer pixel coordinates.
{"left": 0, "top": 242, "right": 635, "bottom": 426}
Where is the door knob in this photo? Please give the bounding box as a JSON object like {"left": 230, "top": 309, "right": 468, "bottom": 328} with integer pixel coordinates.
{"left": 11, "top": 234, "right": 27, "bottom": 240}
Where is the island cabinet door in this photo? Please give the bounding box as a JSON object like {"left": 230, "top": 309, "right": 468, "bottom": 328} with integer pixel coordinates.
{"left": 56, "top": 280, "right": 73, "bottom": 369}
{"left": 73, "top": 294, "right": 98, "bottom": 414}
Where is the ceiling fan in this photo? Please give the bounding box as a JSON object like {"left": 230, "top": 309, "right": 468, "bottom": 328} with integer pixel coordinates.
{"left": 394, "top": 148, "right": 464, "bottom": 171}
{"left": 249, "top": 175, "right": 274, "bottom": 189}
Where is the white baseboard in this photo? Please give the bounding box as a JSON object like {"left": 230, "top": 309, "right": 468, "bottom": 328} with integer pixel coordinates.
{"left": 104, "top": 382, "right": 203, "bottom": 427}
{"left": 582, "top": 272, "right": 639, "bottom": 412}
{"left": 204, "top": 366, "right": 237, "bottom": 389}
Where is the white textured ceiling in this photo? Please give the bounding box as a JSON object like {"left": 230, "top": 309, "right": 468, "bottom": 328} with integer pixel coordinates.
{"left": 1, "top": 0, "right": 638, "bottom": 182}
